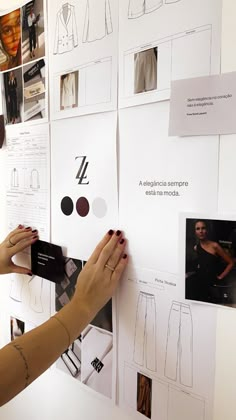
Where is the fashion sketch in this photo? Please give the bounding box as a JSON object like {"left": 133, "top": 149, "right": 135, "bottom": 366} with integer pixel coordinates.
{"left": 164, "top": 301, "right": 193, "bottom": 387}
{"left": 30, "top": 169, "right": 40, "bottom": 189}
{"left": 128, "top": 0, "right": 163, "bottom": 18}
{"left": 128, "top": 0, "right": 181, "bottom": 18}
{"left": 11, "top": 168, "right": 19, "bottom": 188}
{"left": 133, "top": 292, "right": 157, "bottom": 371}
{"left": 83, "top": 0, "right": 113, "bottom": 43}
{"left": 54, "top": 3, "right": 78, "bottom": 54}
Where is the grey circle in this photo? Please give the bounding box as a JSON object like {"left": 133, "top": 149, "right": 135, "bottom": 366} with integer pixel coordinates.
{"left": 92, "top": 198, "right": 107, "bottom": 219}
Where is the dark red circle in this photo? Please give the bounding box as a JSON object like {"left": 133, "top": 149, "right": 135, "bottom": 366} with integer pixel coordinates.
{"left": 61, "top": 196, "right": 74, "bottom": 216}
{"left": 76, "top": 197, "right": 90, "bottom": 217}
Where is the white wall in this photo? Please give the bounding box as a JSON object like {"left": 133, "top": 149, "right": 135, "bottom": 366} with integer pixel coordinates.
{"left": 0, "top": 0, "right": 236, "bottom": 419}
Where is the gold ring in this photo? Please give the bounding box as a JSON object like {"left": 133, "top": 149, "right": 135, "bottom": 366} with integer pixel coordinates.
{"left": 105, "top": 263, "right": 115, "bottom": 272}
{"left": 8, "top": 238, "right": 15, "bottom": 247}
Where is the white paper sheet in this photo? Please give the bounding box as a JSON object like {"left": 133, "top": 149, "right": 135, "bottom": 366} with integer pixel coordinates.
{"left": 51, "top": 112, "right": 118, "bottom": 260}
{"left": 119, "top": 102, "right": 219, "bottom": 274}
{"left": 5, "top": 123, "right": 50, "bottom": 240}
{"left": 117, "top": 265, "right": 217, "bottom": 420}
{"left": 119, "top": 0, "right": 222, "bottom": 108}
{"left": 48, "top": 0, "right": 118, "bottom": 118}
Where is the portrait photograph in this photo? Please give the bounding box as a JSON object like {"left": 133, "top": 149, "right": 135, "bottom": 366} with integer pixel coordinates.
{"left": 185, "top": 218, "right": 236, "bottom": 307}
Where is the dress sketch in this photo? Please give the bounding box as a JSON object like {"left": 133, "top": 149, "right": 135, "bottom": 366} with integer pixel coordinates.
{"left": 54, "top": 3, "right": 78, "bottom": 54}
{"left": 83, "top": 0, "right": 113, "bottom": 43}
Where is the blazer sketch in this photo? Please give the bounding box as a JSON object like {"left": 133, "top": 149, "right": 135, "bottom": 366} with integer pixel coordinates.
{"left": 54, "top": 3, "right": 78, "bottom": 54}
{"left": 83, "top": 0, "right": 113, "bottom": 43}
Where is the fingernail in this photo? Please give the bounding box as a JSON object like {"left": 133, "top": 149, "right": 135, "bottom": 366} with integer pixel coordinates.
{"left": 120, "top": 239, "right": 125, "bottom": 245}
{"left": 123, "top": 254, "right": 127, "bottom": 259}
{"left": 108, "top": 229, "right": 114, "bottom": 236}
{"left": 33, "top": 235, "right": 39, "bottom": 240}
{"left": 32, "top": 229, "right": 38, "bottom": 233}
{"left": 25, "top": 226, "right": 31, "bottom": 230}
{"left": 18, "top": 224, "right": 24, "bottom": 229}
{"left": 116, "top": 230, "right": 121, "bottom": 236}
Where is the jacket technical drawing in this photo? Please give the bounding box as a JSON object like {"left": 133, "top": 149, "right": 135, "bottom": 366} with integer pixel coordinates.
{"left": 54, "top": 3, "right": 78, "bottom": 54}
{"left": 128, "top": 0, "right": 163, "bottom": 19}
{"left": 83, "top": 0, "right": 113, "bottom": 43}
{"left": 61, "top": 72, "right": 76, "bottom": 108}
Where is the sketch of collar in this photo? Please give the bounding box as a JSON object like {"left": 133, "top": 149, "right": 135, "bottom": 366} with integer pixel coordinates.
{"left": 60, "top": 3, "right": 72, "bottom": 28}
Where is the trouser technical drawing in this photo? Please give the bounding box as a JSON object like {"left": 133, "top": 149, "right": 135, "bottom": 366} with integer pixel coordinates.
{"left": 164, "top": 301, "right": 193, "bottom": 387}
{"left": 133, "top": 292, "right": 157, "bottom": 371}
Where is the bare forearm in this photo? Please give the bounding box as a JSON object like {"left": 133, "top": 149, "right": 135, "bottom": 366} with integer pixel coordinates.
{"left": 0, "top": 299, "right": 89, "bottom": 407}
{"left": 218, "top": 263, "right": 234, "bottom": 280}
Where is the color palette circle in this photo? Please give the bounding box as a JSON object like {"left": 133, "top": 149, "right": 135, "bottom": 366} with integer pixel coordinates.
{"left": 76, "top": 196, "right": 90, "bottom": 217}
{"left": 92, "top": 197, "right": 107, "bottom": 218}
{"left": 61, "top": 196, "right": 74, "bottom": 216}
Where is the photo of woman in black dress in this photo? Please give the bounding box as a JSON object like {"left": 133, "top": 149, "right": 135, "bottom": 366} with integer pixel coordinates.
{"left": 185, "top": 219, "right": 236, "bottom": 306}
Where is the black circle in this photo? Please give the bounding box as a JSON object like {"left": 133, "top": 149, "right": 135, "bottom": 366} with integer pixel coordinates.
{"left": 61, "top": 196, "right": 74, "bottom": 216}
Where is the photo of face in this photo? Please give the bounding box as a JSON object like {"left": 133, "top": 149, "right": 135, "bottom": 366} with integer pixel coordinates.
{"left": 194, "top": 220, "right": 207, "bottom": 241}
{"left": 0, "top": 9, "right": 21, "bottom": 71}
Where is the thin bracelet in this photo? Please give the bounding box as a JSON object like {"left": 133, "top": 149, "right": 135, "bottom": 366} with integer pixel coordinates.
{"left": 52, "top": 315, "right": 71, "bottom": 348}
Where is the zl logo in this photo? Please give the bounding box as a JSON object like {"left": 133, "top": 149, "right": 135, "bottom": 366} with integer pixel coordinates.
{"left": 75, "top": 156, "right": 89, "bottom": 185}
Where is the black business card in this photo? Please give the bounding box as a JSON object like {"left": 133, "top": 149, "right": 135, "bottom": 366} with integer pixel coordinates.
{"left": 31, "top": 240, "right": 64, "bottom": 283}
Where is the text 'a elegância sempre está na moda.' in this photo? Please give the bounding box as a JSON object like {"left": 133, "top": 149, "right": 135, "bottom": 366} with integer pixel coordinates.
{"left": 139, "top": 180, "right": 189, "bottom": 197}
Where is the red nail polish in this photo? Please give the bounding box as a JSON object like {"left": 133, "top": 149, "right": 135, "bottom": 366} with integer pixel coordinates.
{"left": 108, "top": 229, "right": 114, "bottom": 236}
{"left": 18, "top": 224, "right": 24, "bottom": 229}
{"left": 123, "top": 254, "right": 127, "bottom": 259}
{"left": 120, "top": 239, "right": 125, "bottom": 245}
{"left": 116, "top": 230, "right": 121, "bottom": 236}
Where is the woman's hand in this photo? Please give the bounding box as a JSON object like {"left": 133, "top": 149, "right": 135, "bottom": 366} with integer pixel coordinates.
{"left": 73, "top": 229, "right": 128, "bottom": 322}
{"left": 0, "top": 225, "right": 39, "bottom": 275}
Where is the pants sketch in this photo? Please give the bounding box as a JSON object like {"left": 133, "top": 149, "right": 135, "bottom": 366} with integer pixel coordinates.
{"left": 29, "top": 26, "right": 36, "bottom": 52}
{"left": 134, "top": 48, "right": 157, "bottom": 94}
{"left": 133, "top": 292, "right": 156, "bottom": 372}
{"left": 164, "top": 302, "right": 193, "bottom": 387}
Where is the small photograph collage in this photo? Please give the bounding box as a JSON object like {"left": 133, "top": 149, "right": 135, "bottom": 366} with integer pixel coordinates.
{"left": 56, "top": 257, "right": 114, "bottom": 400}
{"left": 0, "top": 0, "right": 47, "bottom": 124}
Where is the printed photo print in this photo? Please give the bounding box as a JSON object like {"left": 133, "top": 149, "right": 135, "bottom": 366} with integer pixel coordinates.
{"left": 137, "top": 373, "right": 152, "bottom": 419}
{"left": 56, "top": 257, "right": 114, "bottom": 399}
{"left": 23, "top": 58, "right": 46, "bottom": 121}
{"left": 22, "top": 0, "right": 45, "bottom": 64}
{"left": 3, "top": 67, "right": 23, "bottom": 124}
{"left": 185, "top": 218, "right": 236, "bottom": 307}
{"left": 0, "top": 8, "right": 22, "bottom": 71}
{"left": 134, "top": 47, "right": 158, "bottom": 94}
{"left": 10, "top": 316, "right": 25, "bottom": 341}
{"left": 60, "top": 71, "right": 79, "bottom": 111}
